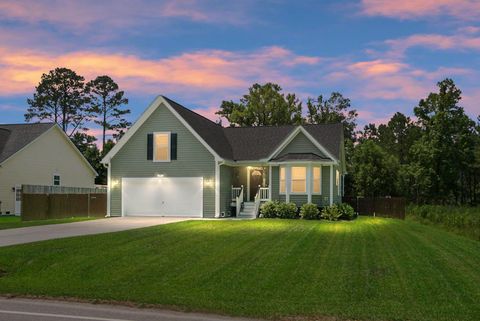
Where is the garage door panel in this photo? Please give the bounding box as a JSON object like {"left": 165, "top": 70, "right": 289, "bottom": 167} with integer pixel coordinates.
{"left": 122, "top": 177, "right": 203, "bottom": 217}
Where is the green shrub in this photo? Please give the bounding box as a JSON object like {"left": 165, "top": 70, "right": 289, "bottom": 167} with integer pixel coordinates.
{"left": 276, "top": 202, "right": 298, "bottom": 219}
{"left": 338, "top": 203, "right": 356, "bottom": 220}
{"left": 260, "top": 201, "right": 278, "bottom": 218}
{"left": 407, "top": 205, "right": 480, "bottom": 240}
{"left": 300, "top": 203, "right": 319, "bottom": 220}
{"left": 321, "top": 204, "right": 342, "bottom": 221}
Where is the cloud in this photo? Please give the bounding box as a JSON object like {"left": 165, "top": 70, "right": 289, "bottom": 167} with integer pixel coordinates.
{"left": 0, "top": 0, "right": 249, "bottom": 31}
{"left": 360, "top": 0, "right": 480, "bottom": 20}
{"left": 385, "top": 33, "right": 480, "bottom": 57}
{"left": 0, "top": 45, "right": 322, "bottom": 96}
{"left": 193, "top": 106, "right": 221, "bottom": 122}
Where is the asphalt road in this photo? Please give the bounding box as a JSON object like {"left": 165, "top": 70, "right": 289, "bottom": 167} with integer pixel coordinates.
{"left": 0, "top": 298, "right": 260, "bottom": 321}
{"left": 0, "top": 217, "right": 196, "bottom": 247}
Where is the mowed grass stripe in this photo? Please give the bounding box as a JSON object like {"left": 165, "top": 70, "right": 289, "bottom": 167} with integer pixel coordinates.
{"left": 0, "top": 217, "right": 479, "bottom": 321}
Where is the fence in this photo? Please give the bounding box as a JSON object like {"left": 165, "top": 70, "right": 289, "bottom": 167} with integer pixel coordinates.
{"left": 343, "top": 197, "right": 406, "bottom": 220}
{"left": 21, "top": 185, "right": 107, "bottom": 221}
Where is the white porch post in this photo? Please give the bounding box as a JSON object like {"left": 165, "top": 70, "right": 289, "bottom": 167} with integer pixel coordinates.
{"left": 215, "top": 161, "right": 220, "bottom": 217}
{"left": 106, "top": 163, "right": 111, "bottom": 217}
{"left": 286, "top": 165, "right": 290, "bottom": 203}
{"left": 329, "top": 164, "right": 334, "bottom": 206}
{"left": 307, "top": 164, "right": 312, "bottom": 203}
{"left": 268, "top": 165, "right": 272, "bottom": 200}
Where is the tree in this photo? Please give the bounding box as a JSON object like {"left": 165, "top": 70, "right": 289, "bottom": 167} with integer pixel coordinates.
{"left": 216, "top": 83, "right": 303, "bottom": 126}
{"left": 412, "top": 78, "right": 477, "bottom": 203}
{"left": 352, "top": 140, "right": 399, "bottom": 197}
{"left": 86, "top": 76, "right": 130, "bottom": 150}
{"left": 26, "top": 67, "right": 90, "bottom": 136}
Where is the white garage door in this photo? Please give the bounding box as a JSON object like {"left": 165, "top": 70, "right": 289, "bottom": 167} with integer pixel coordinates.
{"left": 122, "top": 177, "right": 203, "bottom": 217}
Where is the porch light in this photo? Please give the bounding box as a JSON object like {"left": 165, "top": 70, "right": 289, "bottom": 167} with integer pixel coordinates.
{"left": 111, "top": 180, "right": 119, "bottom": 188}
{"left": 204, "top": 179, "right": 214, "bottom": 187}
{"left": 156, "top": 174, "right": 164, "bottom": 178}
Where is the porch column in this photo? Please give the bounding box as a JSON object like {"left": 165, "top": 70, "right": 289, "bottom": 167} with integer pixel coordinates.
{"left": 307, "top": 164, "right": 312, "bottom": 203}
{"left": 268, "top": 165, "right": 272, "bottom": 200}
{"left": 286, "top": 164, "right": 290, "bottom": 203}
{"left": 329, "top": 164, "right": 333, "bottom": 206}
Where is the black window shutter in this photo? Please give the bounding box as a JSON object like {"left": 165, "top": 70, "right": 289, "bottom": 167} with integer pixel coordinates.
{"left": 147, "top": 133, "right": 153, "bottom": 160}
{"left": 171, "top": 133, "right": 177, "bottom": 160}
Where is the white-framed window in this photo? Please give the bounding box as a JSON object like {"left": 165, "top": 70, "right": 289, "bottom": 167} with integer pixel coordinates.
{"left": 279, "top": 167, "right": 286, "bottom": 193}
{"left": 336, "top": 170, "right": 340, "bottom": 194}
{"left": 154, "top": 132, "right": 170, "bottom": 162}
{"left": 313, "top": 167, "right": 321, "bottom": 194}
{"left": 291, "top": 167, "right": 306, "bottom": 193}
{"left": 53, "top": 174, "right": 61, "bottom": 186}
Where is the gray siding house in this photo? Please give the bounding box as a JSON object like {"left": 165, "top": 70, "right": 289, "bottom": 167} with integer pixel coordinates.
{"left": 102, "top": 96, "right": 346, "bottom": 218}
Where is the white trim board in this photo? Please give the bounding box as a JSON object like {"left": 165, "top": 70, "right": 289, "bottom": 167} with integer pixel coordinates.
{"left": 101, "top": 96, "right": 223, "bottom": 164}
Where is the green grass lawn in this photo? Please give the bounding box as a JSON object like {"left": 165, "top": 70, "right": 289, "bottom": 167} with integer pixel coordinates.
{"left": 0, "top": 217, "right": 478, "bottom": 321}
{"left": 0, "top": 216, "right": 97, "bottom": 230}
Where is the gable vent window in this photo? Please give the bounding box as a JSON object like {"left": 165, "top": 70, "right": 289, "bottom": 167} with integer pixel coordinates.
{"left": 53, "top": 174, "right": 61, "bottom": 186}
{"left": 154, "top": 132, "right": 170, "bottom": 162}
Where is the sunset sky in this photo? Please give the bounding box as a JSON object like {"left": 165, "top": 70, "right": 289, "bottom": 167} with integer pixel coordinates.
{"left": 1, "top": 0, "right": 479, "bottom": 138}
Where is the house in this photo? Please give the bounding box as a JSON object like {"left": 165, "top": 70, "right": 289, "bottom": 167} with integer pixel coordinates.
{"left": 0, "top": 123, "right": 97, "bottom": 215}
{"left": 101, "top": 96, "right": 345, "bottom": 218}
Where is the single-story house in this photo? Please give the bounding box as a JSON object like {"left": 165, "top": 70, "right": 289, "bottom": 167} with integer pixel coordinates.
{"left": 0, "top": 123, "right": 97, "bottom": 215}
{"left": 101, "top": 96, "right": 346, "bottom": 218}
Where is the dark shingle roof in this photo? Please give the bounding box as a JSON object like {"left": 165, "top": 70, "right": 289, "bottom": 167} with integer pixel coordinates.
{"left": 162, "top": 97, "right": 343, "bottom": 162}
{"left": 0, "top": 123, "right": 55, "bottom": 163}
{"left": 272, "top": 153, "right": 331, "bottom": 162}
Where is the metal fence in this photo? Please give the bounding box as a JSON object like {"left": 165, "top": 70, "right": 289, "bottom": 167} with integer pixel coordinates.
{"left": 343, "top": 197, "right": 406, "bottom": 220}
{"left": 21, "top": 185, "right": 107, "bottom": 221}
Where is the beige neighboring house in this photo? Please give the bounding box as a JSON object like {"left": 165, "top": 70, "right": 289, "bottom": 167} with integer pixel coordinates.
{"left": 0, "top": 123, "right": 97, "bottom": 215}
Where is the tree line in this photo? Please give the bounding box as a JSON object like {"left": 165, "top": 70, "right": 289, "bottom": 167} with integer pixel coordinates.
{"left": 25, "top": 69, "right": 480, "bottom": 204}
{"left": 25, "top": 67, "right": 131, "bottom": 184}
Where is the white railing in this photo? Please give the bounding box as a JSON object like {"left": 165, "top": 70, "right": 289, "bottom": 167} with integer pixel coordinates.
{"left": 236, "top": 186, "right": 244, "bottom": 217}
{"left": 259, "top": 187, "right": 269, "bottom": 201}
{"left": 231, "top": 185, "right": 243, "bottom": 201}
{"left": 254, "top": 189, "right": 261, "bottom": 217}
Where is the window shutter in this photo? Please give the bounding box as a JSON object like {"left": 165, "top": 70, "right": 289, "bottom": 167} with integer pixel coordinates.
{"left": 147, "top": 133, "right": 153, "bottom": 160}
{"left": 171, "top": 133, "right": 177, "bottom": 160}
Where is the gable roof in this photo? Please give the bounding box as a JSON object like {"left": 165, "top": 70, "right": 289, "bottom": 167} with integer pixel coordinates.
{"left": 102, "top": 96, "right": 343, "bottom": 163}
{"left": 0, "top": 123, "right": 56, "bottom": 164}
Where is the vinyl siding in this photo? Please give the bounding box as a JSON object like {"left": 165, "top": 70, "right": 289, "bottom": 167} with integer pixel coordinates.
{"left": 271, "top": 166, "right": 279, "bottom": 200}
{"left": 219, "top": 164, "right": 233, "bottom": 215}
{"left": 0, "top": 127, "right": 95, "bottom": 214}
{"left": 110, "top": 103, "right": 216, "bottom": 217}
{"left": 277, "top": 132, "right": 327, "bottom": 158}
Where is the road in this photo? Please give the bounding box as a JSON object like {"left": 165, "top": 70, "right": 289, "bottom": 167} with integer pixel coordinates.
{"left": 0, "top": 298, "right": 260, "bottom": 321}
{"left": 0, "top": 217, "right": 197, "bottom": 247}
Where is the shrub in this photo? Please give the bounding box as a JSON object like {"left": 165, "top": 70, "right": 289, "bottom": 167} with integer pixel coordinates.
{"left": 300, "top": 203, "right": 320, "bottom": 220}
{"left": 338, "top": 203, "right": 356, "bottom": 220}
{"left": 276, "top": 202, "right": 298, "bottom": 219}
{"left": 260, "top": 201, "right": 278, "bottom": 218}
{"left": 321, "top": 204, "right": 342, "bottom": 221}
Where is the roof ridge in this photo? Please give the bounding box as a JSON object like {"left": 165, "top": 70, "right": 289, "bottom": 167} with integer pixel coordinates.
{"left": 161, "top": 96, "right": 223, "bottom": 128}
{"left": 0, "top": 122, "right": 55, "bottom": 126}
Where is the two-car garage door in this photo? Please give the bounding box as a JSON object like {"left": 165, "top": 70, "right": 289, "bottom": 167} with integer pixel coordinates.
{"left": 122, "top": 177, "right": 203, "bottom": 217}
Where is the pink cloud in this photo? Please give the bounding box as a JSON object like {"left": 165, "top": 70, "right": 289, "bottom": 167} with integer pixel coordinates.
{"left": 0, "top": 0, "right": 249, "bottom": 31}
{"left": 193, "top": 106, "right": 221, "bottom": 122}
{"left": 361, "top": 0, "right": 480, "bottom": 20}
{"left": 348, "top": 60, "right": 407, "bottom": 75}
{"left": 0, "top": 45, "right": 322, "bottom": 96}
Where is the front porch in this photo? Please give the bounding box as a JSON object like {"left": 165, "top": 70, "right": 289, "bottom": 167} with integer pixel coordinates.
{"left": 223, "top": 162, "right": 342, "bottom": 218}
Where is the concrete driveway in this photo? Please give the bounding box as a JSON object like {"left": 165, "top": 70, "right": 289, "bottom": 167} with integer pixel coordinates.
{"left": 0, "top": 217, "right": 195, "bottom": 247}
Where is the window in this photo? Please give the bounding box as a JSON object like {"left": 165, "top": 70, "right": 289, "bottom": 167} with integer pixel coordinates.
{"left": 53, "top": 174, "right": 60, "bottom": 186}
{"left": 154, "top": 132, "right": 170, "bottom": 161}
{"left": 313, "top": 167, "right": 321, "bottom": 194}
{"left": 336, "top": 170, "right": 340, "bottom": 194}
{"left": 279, "top": 167, "right": 286, "bottom": 193}
{"left": 15, "top": 187, "right": 22, "bottom": 201}
{"left": 291, "top": 167, "right": 306, "bottom": 193}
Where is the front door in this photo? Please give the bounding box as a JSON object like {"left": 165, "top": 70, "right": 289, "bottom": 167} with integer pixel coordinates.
{"left": 14, "top": 185, "right": 22, "bottom": 215}
{"left": 249, "top": 168, "right": 263, "bottom": 201}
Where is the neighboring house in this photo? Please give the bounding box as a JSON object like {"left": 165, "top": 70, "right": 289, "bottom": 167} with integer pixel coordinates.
{"left": 0, "top": 123, "right": 97, "bottom": 215}
{"left": 102, "top": 96, "right": 346, "bottom": 218}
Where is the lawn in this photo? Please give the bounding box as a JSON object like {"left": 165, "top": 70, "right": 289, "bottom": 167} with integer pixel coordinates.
{"left": 0, "top": 217, "right": 478, "bottom": 321}
{"left": 0, "top": 216, "right": 97, "bottom": 230}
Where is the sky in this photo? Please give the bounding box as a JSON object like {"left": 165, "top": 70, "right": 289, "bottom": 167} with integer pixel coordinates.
{"left": 0, "top": 0, "right": 479, "bottom": 140}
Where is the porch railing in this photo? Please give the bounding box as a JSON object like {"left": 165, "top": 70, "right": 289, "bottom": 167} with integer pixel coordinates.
{"left": 259, "top": 187, "right": 269, "bottom": 201}
{"left": 231, "top": 185, "right": 243, "bottom": 201}
{"left": 236, "top": 186, "right": 244, "bottom": 217}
